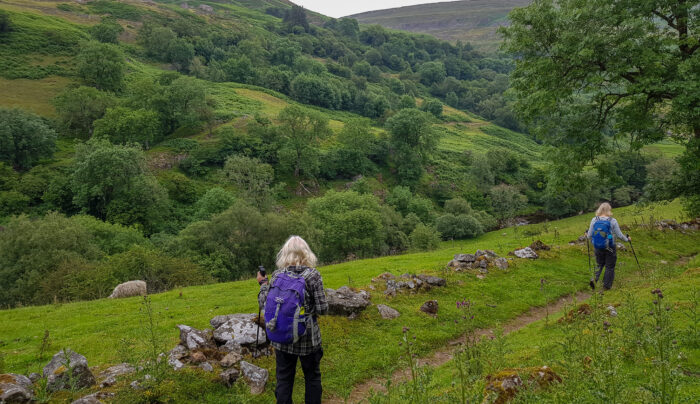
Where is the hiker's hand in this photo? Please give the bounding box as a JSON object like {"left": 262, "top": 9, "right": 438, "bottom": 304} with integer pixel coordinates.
{"left": 627, "top": 235, "right": 632, "bottom": 241}
{"left": 256, "top": 272, "right": 267, "bottom": 284}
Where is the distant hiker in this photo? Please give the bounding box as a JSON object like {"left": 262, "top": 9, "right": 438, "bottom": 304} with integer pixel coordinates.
{"left": 257, "top": 236, "right": 328, "bottom": 404}
{"left": 587, "top": 202, "right": 630, "bottom": 290}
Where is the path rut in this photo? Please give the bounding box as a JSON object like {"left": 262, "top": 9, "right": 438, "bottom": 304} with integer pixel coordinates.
{"left": 325, "top": 291, "right": 591, "bottom": 404}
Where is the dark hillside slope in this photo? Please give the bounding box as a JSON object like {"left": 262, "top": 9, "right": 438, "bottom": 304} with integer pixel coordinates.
{"left": 350, "top": 0, "right": 531, "bottom": 50}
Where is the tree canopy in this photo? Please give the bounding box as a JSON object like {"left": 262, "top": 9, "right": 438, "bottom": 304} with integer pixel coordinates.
{"left": 0, "top": 108, "right": 56, "bottom": 170}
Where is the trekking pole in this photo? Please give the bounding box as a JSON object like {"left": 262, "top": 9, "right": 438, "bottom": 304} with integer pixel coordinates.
{"left": 627, "top": 234, "right": 642, "bottom": 272}
{"left": 585, "top": 231, "right": 595, "bottom": 290}
{"left": 255, "top": 265, "right": 266, "bottom": 357}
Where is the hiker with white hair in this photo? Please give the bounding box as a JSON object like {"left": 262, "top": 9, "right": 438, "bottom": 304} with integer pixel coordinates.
{"left": 587, "top": 202, "right": 630, "bottom": 291}
{"left": 257, "top": 235, "right": 328, "bottom": 404}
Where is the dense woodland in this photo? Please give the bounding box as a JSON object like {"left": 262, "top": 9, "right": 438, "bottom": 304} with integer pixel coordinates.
{"left": 0, "top": 1, "right": 692, "bottom": 308}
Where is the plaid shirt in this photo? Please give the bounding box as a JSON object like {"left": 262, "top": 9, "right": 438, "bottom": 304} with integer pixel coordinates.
{"left": 258, "top": 266, "right": 328, "bottom": 355}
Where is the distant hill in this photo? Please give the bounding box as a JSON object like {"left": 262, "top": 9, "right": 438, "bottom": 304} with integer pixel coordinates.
{"left": 349, "top": 0, "right": 531, "bottom": 50}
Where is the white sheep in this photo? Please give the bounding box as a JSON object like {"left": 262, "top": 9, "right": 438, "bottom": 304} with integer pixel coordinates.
{"left": 108, "top": 280, "right": 147, "bottom": 299}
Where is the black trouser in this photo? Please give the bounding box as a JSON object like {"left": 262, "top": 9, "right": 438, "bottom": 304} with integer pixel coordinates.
{"left": 275, "top": 348, "right": 323, "bottom": 404}
{"left": 594, "top": 247, "right": 617, "bottom": 290}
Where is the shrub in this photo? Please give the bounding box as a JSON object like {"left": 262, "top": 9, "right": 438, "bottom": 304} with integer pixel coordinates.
{"left": 421, "top": 98, "right": 443, "bottom": 118}
{"left": 158, "top": 171, "right": 198, "bottom": 204}
{"left": 306, "top": 190, "right": 385, "bottom": 262}
{"left": 436, "top": 213, "right": 483, "bottom": 240}
{"left": 89, "top": 17, "right": 123, "bottom": 43}
{"left": 53, "top": 86, "right": 114, "bottom": 139}
{"left": 0, "top": 190, "right": 29, "bottom": 217}
{"left": 409, "top": 224, "right": 441, "bottom": 251}
{"left": 194, "top": 187, "right": 235, "bottom": 220}
{"left": 0, "top": 108, "right": 56, "bottom": 170}
{"left": 290, "top": 74, "right": 341, "bottom": 109}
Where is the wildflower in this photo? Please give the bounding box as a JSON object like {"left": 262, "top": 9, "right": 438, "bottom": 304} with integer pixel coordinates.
{"left": 399, "top": 342, "right": 402, "bottom": 346}
{"left": 403, "top": 326, "right": 410, "bottom": 333}
{"left": 413, "top": 335, "right": 416, "bottom": 340}
{"left": 653, "top": 300, "right": 658, "bottom": 305}
{"left": 470, "top": 315, "right": 474, "bottom": 320}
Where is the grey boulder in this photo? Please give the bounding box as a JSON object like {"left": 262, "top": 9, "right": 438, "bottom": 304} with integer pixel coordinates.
{"left": 420, "top": 300, "right": 439, "bottom": 315}
{"left": 377, "top": 304, "right": 400, "bottom": 319}
{"left": 212, "top": 315, "right": 262, "bottom": 346}
{"left": 416, "top": 274, "right": 446, "bottom": 287}
{"left": 240, "top": 361, "right": 269, "bottom": 395}
{"left": 325, "top": 286, "right": 371, "bottom": 316}
{"left": 494, "top": 257, "right": 509, "bottom": 270}
{"left": 43, "top": 349, "right": 96, "bottom": 392}
{"left": 0, "top": 373, "right": 34, "bottom": 403}
{"left": 220, "top": 367, "right": 240, "bottom": 387}
{"left": 454, "top": 253, "right": 476, "bottom": 262}
{"left": 512, "top": 247, "right": 538, "bottom": 259}
{"left": 177, "top": 325, "right": 213, "bottom": 350}
{"left": 220, "top": 352, "right": 242, "bottom": 368}
{"left": 97, "top": 363, "right": 135, "bottom": 387}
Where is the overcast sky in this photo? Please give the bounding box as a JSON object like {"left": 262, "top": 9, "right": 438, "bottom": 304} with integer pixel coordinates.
{"left": 292, "top": 0, "right": 451, "bottom": 18}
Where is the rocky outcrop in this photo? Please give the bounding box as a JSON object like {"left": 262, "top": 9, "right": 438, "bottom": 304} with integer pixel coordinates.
{"left": 449, "top": 250, "right": 507, "bottom": 271}
{"left": 219, "top": 367, "right": 240, "bottom": 387}
{"left": 381, "top": 273, "right": 446, "bottom": 297}
{"left": 325, "top": 286, "right": 371, "bottom": 316}
{"left": 0, "top": 373, "right": 34, "bottom": 403}
{"left": 240, "top": 361, "right": 268, "bottom": 395}
{"left": 494, "top": 257, "right": 509, "bottom": 270}
{"left": 43, "top": 349, "right": 96, "bottom": 392}
{"left": 377, "top": 304, "right": 400, "bottom": 319}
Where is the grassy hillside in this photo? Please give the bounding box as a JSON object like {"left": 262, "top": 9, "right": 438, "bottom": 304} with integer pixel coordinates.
{"left": 349, "top": 0, "right": 531, "bottom": 51}
{"left": 0, "top": 200, "right": 696, "bottom": 402}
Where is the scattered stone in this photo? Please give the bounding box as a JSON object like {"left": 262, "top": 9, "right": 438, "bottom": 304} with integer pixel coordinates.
{"left": 177, "top": 325, "right": 213, "bottom": 350}
{"left": 479, "top": 259, "right": 488, "bottom": 268}
{"left": 476, "top": 250, "right": 498, "bottom": 259}
{"left": 484, "top": 366, "right": 561, "bottom": 404}
{"left": 454, "top": 253, "right": 476, "bottom": 262}
{"left": 476, "top": 274, "right": 486, "bottom": 279}
{"left": 494, "top": 257, "right": 509, "bottom": 270}
{"left": 97, "top": 363, "right": 135, "bottom": 387}
{"left": 221, "top": 340, "right": 245, "bottom": 354}
{"left": 199, "top": 362, "right": 214, "bottom": 372}
{"left": 372, "top": 272, "right": 396, "bottom": 282}
{"left": 0, "top": 373, "right": 34, "bottom": 403}
{"left": 420, "top": 300, "right": 439, "bottom": 315}
{"left": 130, "top": 380, "right": 141, "bottom": 390}
{"left": 377, "top": 304, "right": 400, "bottom": 319}
{"left": 607, "top": 305, "right": 618, "bottom": 317}
{"left": 416, "top": 274, "right": 446, "bottom": 287}
{"left": 529, "top": 240, "right": 550, "bottom": 251}
{"left": 71, "top": 395, "right": 102, "bottom": 404}
{"left": 325, "top": 286, "right": 371, "bottom": 316}
{"left": 168, "top": 344, "right": 188, "bottom": 360}
{"left": 213, "top": 315, "right": 262, "bottom": 346}
{"left": 240, "top": 361, "right": 269, "bottom": 395}
{"left": 168, "top": 356, "right": 185, "bottom": 371}
{"left": 478, "top": 267, "right": 489, "bottom": 274}
{"left": 220, "top": 352, "right": 242, "bottom": 368}
{"left": 28, "top": 372, "right": 41, "bottom": 383}
{"left": 43, "top": 349, "right": 96, "bottom": 392}
{"left": 512, "top": 247, "right": 538, "bottom": 259}
{"left": 220, "top": 367, "right": 240, "bottom": 387}
{"left": 190, "top": 351, "right": 206, "bottom": 364}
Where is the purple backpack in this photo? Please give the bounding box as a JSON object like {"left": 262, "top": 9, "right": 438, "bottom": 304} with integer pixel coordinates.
{"left": 264, "top": 268, "right": 310, "bottom": 344}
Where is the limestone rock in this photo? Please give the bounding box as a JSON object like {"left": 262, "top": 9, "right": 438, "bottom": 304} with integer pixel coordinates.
{"left": 0, "top": 373, "right": 34, "bottom": 403}
{"left": 416, "top": 274, "right": 446, "bottom": 287}
{"left": 220, "top": 352, "right": 242, "bottom": 368}
{"left": 97, "top": 363, "right": 135, "bottom": 388}
{"left": 190, "top": 351, "right": 206, "bottom": 364}
{"left": 177, "top": 325, "right": 213, "bottom": 350}
{"left": 71, "top": 395, "right": 102, "bottom": 404}
{"left": 512, "top": 247, "right": 538, "bottom": 259}
{"left": 476, "top": 250, "right": 498, "bottom": 259}
{"left": 199, "top": 362, "right": 214, "bottom": 372}
{"left": 168, "top": 344, "right": 188, "bottom": 360}
{"left": 43, "top": 349, "right": 96, "bottom": 392}
{"left": 220, "top": 367, "right": 240, "bottom": 387}
{"left": 325, "top": 286, "right": 371, "bottom": 316}
{"left": 494, "top": 257, "right": 509, "bottom": 270}
{"left": 377, "top": 304, "right": 400, "bottom": 319}
{"left": 28, "top": 373, "right": 41, "bottom": 383}
{"left": 454, "top": 253, "right": 476, "bottom": 262}
{"left": 420, "top": 300, "right": 439, "bottom": 315}
{"left": 372, "top": 272, "right": 396, "bottom": 282}
{"left": 607, "top": 305, "right": 618, "bottom": 317}
{"left": 240, "top": 361, "right": 269, "bottom": 395}
{"left": 213, "top": 315, "right": 262, "bottom": 346}
{"left": 210, "top": 313, "right": 256, "bottom": 329}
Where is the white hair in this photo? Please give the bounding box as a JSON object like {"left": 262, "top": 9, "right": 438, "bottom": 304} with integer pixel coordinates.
{"left": 596, "top": 202, "right": 612, "bottom": 217}
{"left": 276, "top": 236, "right": 317, "bottom": 269}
